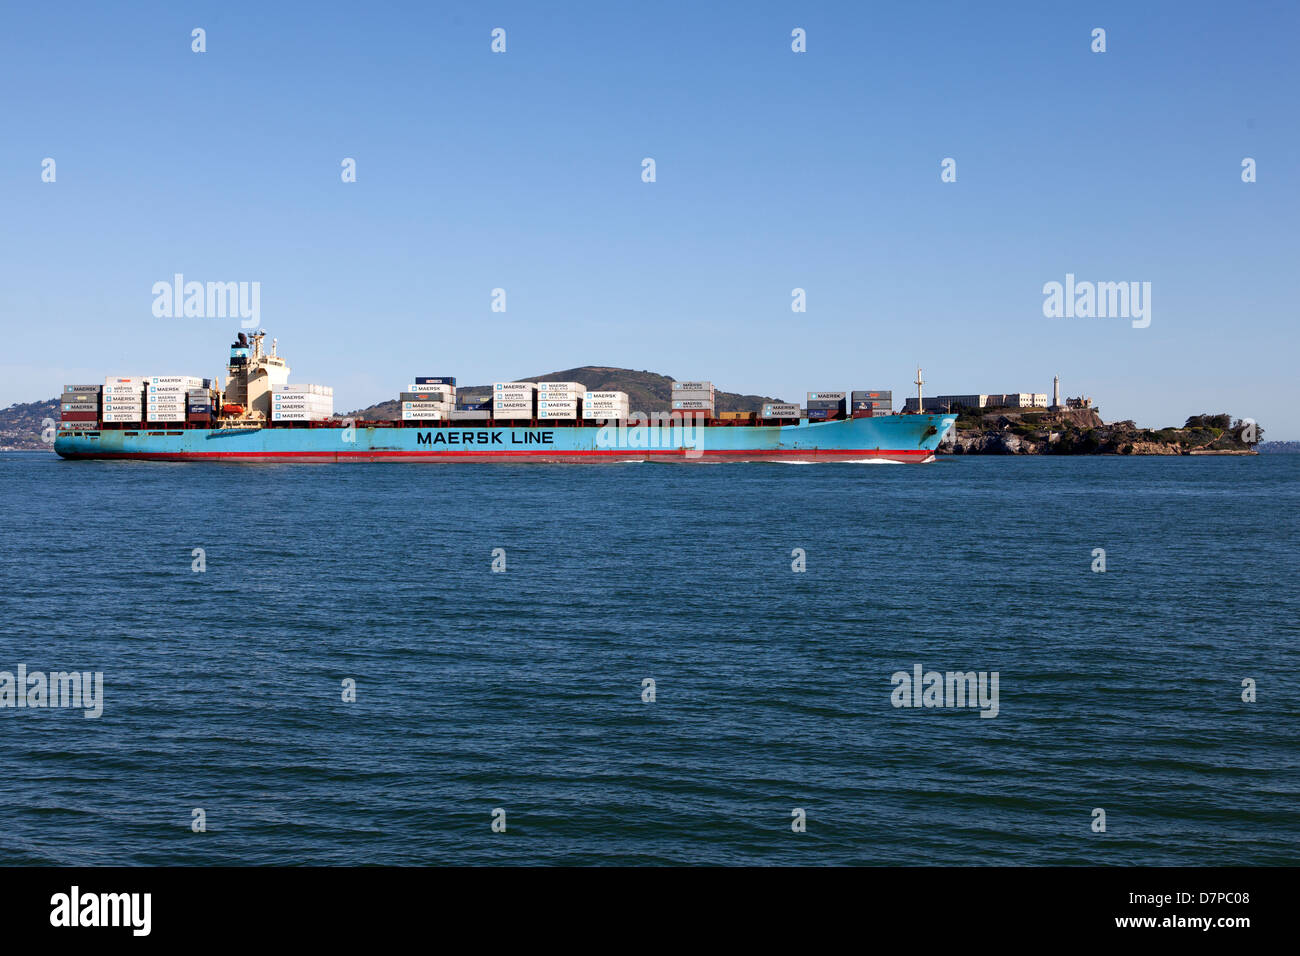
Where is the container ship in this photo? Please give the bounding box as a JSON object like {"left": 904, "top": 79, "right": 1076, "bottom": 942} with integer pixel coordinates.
{"left": 53, "top": 332, "right": 956, "bottom": 463}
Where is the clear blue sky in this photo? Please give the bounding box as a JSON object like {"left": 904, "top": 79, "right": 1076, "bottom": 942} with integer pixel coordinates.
{"left": 2, "top": 1, "right": 1296, "bottom": 435}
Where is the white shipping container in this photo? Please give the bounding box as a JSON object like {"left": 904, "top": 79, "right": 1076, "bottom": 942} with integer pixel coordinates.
{"left": 537, "top": 409, "right": 579, "bottom": 419}
{"left": 406, "top": 384, "right": 454, "bottom": 394}
{"left": 761, "top": 404, "right": 801, "bottom": 416}
{"left": 146, "top": 414, "right": 187, "bottom": 422}
{"left": 63, "top": 384, "right": 102, "bottom": 393}
{"left": 400, "top": 411, "right": 450, "bottom": 420}
{"left": 584, "top": 391, "right": 628, "bottom": 401}
{"left": 274, "top": 404, "right": 334, "bottom": 414}
{"left": 538, "top": 381, "right": 586, "bottom": 392}
{"left": 147, "top": 375, "right": 205, "bottom": 385}
{"left": 61, "top": 403, "right": 99, "bottom": 412}
{"left": 102, "top": 413, "right": 143, "bottom": 422}
{"left": 104, "top": 376, "right": 145, "bottom": 385}
{"left": 671, "top": 400, "right": 713, "bottom": 410}
{"left": 535, "top": 391, "right": 582, "bottom": 402}
{"left": 273, "top": 384, "right": 334, "bottom": 396}
{"left": 672, "top": 382, "right": 714, "bottom": 392}
{"left": 494, "top": 382, "right": 536, "bottom": 392}
{"left": 401, "top": 403, "right": 454, "bottom": 413}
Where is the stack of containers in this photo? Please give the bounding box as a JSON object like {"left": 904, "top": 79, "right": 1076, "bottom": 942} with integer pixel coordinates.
{"left": 102, "top": 377, "right": 145, "bottom": 423}
{"left": 271, "top": 384, "right": 334, "bottom": 422}
{"left": 187, "top": 387, "right": 216, "bottom": 425}
{"left": 400, "top": 377, "right": 455, "bottom": 421}
{"left": 59, "top": 384, "right": 102, "bottom": 430}
{"left": 147, "top": 376, "right": 206, "bottom": 423}
{"left": 452, "top": 390, "right": 492, "bottom": 422}
{"left": 851, "top": 390, "right": 893, "bottom": 417}
{"left": 806, "top": 391, "right": 847, "bottom": 421}
{"left": 492, "top": 382, "right": 537, "bottom": 419}
{"left": 670, "top": 381, "right": 715, "bottom": 417}
{"left": 759, "top": 402, "right": 801, "bottom": 421}
{"left": 582, "top": 391, "right": 629, "bottom": 420}
{"left": 536, "top": 381, "right": 586, "bottom": 420}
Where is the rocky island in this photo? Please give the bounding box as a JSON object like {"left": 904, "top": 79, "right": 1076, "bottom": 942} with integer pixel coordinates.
{"left": 941, "top": 409, "right": 1262, "bottom": 456}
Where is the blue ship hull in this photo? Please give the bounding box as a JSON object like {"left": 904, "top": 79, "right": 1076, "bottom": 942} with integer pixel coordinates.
{"left": 54, "top": 414, "right": 957, "bottom": 463}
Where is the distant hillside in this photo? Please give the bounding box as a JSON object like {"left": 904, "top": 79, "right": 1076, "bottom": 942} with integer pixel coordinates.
{"left": 0, "top": 398, "right": 57, "bottom": 450}
{"left": 1258, "top": 441, "right": 1300, "bottom": 453}
{"left": 343, "top": 366, "right": 787, "bottom": 420}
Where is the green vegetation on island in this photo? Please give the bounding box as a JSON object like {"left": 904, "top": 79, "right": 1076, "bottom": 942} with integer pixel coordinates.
{"left": 942, "top": 408, "right": 1264, "bottom": 455}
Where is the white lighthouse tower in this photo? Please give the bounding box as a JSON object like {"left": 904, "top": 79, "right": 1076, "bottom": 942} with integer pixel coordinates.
{"left": 1052, "top": 374, "right": 1060, "bottom": 410}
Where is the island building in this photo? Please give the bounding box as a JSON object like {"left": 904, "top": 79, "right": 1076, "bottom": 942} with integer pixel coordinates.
{"left": 904, "top": 392, "right": 1049, "bottom": 413}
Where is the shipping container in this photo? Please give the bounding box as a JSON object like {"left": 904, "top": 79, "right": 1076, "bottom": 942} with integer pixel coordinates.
{"left": 807, "top": 391, "right": 847, "bottom": 401}
{"left": 851, "top": 390, "right": 892, "bottom": 401}
{"left": 450, "top": 410, "right": 491, "bottom": 421}
{"left": 671, "top": 400, "right": 714, "bottom": 410}
{"left": 274, "top": 384, "right": 333, "bottom": 395}
{"left": 760, "top": 403, "right": 801, "bottom": 417}
{"left": 60, "top": 411, "right": 99, "bottom": 422}
{"left": 494, "top": 382, "right": 537, "bottom": 391}
{"left": 413, "top": 376, "right": 456, "bottom": 386}
{"left": 672, "top": 382, "right": 713, "bottom": 392}
{"left": 62, "top": 384, "right": 102, "bottom": 393}
{"left": 538, "top": 381, "right": 586, "bottom": 392}
{"left": 61, "top": 402, "right": 99, "bottom": 412}
{"left": 400, "top": 391, "right": 453, "bottom": 403}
